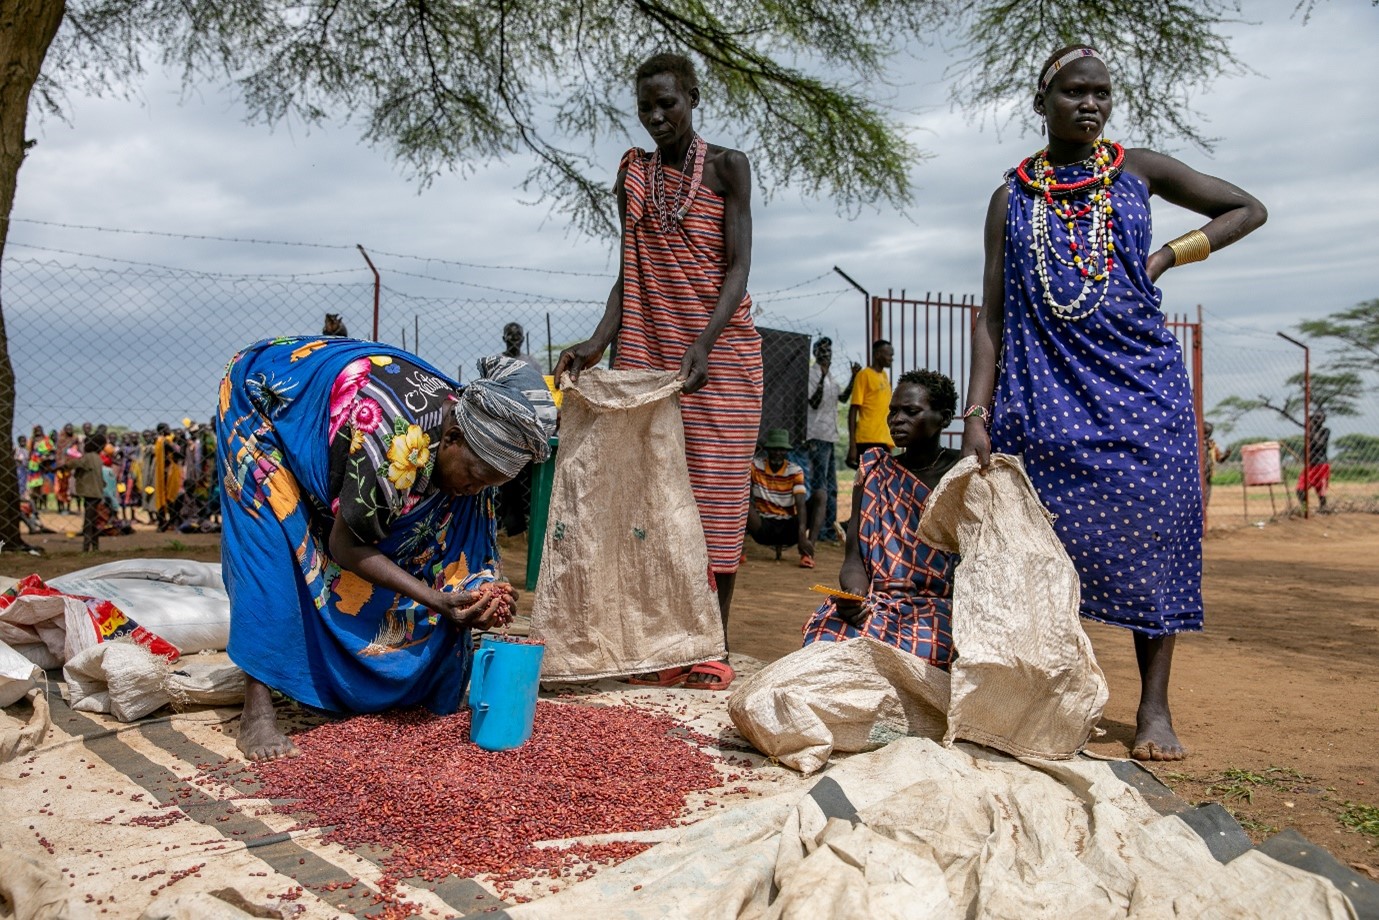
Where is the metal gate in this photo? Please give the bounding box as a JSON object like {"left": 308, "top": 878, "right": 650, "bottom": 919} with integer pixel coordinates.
{"left": 867, "top": 291, "right": 979, "bottom": 404}
{"left": 867, "top": 292, "right": 1205, "bottom": 480}
{"left": 1166, "top": 307, "right": 1206, "bottom": 506}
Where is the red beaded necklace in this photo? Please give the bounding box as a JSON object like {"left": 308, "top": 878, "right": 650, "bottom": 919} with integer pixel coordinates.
{"left": 1015, "top": 141, "right": 1125, "bottom": 197}
{"left": 1018, "top": 139, "right": 1125, "bottom": 320}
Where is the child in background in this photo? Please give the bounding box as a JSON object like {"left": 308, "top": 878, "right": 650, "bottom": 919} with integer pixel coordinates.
{"left": 71, "top": 434, "right": 107, "bottom": 552}
{"left": 101, "top": 441, "right": 120, "bottom": 510}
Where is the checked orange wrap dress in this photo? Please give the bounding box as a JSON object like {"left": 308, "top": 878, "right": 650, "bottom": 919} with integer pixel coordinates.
{"left": 613, "top": 147, "right": 763, "bottom": 574}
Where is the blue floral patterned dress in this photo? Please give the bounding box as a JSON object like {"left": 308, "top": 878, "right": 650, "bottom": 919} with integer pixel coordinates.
{"left": 991, "top": 159, "right": 1203, "bottom": 637}
{"left": 216, "top": 336, "right": 498, "bottom": 713}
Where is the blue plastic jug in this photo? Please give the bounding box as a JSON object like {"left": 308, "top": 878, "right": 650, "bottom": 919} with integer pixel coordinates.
{"left": 468, "top": 636, "right": 545, "bottom": 751}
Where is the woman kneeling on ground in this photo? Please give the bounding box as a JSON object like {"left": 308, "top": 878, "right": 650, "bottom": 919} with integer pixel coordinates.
{"left": 217, "top": 337, "right": 557, "bottom": 761}
{"left": 803, "top": 369, "right": 960, "bottom": 666}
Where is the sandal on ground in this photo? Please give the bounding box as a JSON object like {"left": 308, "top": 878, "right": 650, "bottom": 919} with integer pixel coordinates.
{"left": 799, "top": 554, "right": 815, "bottom": 569}
{"left": 684, "top": 660, "right": 735, "bottom": 691}
{"left": 624, "top": 666, "right": 692, "bottom": 687}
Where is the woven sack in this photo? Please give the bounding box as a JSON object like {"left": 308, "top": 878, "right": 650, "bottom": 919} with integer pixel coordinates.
{"left": 64, "top": 642, "right": 245, "bottom": 722}
{"left": 531, "top": 369, "right": 723, "bottom": 680}
{"left": 727, "top": 637, "right": 949, "bottom": 775}
{"left": 917, "top": 453, "right": 1107, "bottom": 759}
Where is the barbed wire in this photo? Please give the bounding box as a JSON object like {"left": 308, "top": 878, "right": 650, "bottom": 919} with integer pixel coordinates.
{"left": 2, "top": 256, "right": 371, "bottom": 291}
{"left": 6, "top": 216, "right": 613, "bottom": 279}
{"left": 368, "top": 250, "right": 608, "bottom": 279}
{"left": 7, "top": 218, "right": 857, "bottom": 297}
{"left": 379, "top": 271, "right": 594, "bottom": 303}
{"left": 754, "top": 271, "right": 835, "bottom": 296}
{"left": 4, "top": 242, "right": 369, "bottom": 281}
{"left": 4, "top": 216, "right": 354, "bottom": 249}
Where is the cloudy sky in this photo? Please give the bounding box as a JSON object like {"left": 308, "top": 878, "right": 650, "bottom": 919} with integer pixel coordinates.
{"left": 6, "top": 0, "right": 1377, "bottom": 441}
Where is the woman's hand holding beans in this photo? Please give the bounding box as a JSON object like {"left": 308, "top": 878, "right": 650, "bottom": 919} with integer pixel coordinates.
{"left": 432, "top": 582, "right": 515, "bottom": 631}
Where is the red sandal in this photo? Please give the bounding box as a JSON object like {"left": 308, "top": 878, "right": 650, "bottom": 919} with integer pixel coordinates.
{"left": 684, "top": 660, "right": 735, "bottom": 691}
{"left": 624, "top": 666, "right": 693, "bottom": 687}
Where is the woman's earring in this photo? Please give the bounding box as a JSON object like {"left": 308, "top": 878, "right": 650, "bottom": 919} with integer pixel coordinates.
{"left": 1040, "top": 115, "right": 1046, "bottom": 136}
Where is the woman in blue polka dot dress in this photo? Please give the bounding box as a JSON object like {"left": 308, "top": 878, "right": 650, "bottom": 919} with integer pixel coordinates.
{"left": 962, "top": 45, "right": 1266, "bottom": 761}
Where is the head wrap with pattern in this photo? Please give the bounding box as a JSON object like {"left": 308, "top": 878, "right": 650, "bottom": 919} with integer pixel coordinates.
{"left": 452, "top": 356, "right": 557, "bottom": 478}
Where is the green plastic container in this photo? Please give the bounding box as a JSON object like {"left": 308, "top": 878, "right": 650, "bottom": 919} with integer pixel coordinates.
{"left": 524, "top": 437, "right": 559, "bottom": 591}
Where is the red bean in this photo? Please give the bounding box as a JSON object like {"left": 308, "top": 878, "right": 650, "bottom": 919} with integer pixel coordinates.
{"left": 209, "top": 702, "right": 724, "bottom": 904}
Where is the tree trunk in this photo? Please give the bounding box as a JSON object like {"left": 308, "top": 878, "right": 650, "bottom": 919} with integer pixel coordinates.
{"left": 0, "top": 0, "right": 66, "bottom": 551}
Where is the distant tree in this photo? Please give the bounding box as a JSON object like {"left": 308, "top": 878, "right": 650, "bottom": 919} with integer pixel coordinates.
{"left": 1333, "top": 433, "right": 1379, "bottom": 464}
{"left": 1298, "top": 299, "right": 1379, "bottom": 380}
{"left": 0, "top": 0, "right": 1343, "bottom": 546}
{"left": 1211, "top": 370, "right": 1364, "bottom": 432}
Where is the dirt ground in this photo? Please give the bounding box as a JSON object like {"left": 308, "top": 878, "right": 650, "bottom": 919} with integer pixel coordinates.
{"left": 5, "top": 507, "right": 1378, "bottom": 872}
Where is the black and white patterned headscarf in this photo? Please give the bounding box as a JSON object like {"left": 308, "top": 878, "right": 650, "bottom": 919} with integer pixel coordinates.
{"left": 453, "top": 356, "right": 557, "bottom": 478}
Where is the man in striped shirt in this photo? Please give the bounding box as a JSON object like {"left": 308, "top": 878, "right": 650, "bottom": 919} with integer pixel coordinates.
{"left": 747, "top": 429, "right": 820, "bottom": 568}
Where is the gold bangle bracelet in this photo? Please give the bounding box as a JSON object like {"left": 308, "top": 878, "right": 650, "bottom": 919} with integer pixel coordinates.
{"left": 1166, "top": 229, "right": 1211, "bottom": 267}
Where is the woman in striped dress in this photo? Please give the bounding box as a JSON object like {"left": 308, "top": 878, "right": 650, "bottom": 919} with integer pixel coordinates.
{"left": 556, "top": 52, "right": 762, "bottom": 689}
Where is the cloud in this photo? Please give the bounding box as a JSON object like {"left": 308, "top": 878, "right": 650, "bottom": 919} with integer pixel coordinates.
{"left": 7, "top": 0, "right": 1378, "bottom": 437}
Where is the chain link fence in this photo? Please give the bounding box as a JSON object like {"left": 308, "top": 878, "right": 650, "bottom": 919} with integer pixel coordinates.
{"left": 5, "top": 257, "right": 611, "bottom": 432}
{"left": 1202, "top": 312, "right": 1379, "bottom": 523}
{"left": 3, "top": 237, "right": 859, "bottom": 539}
{"left": 8, "top": 230, "right": 1371, "bottom": 542}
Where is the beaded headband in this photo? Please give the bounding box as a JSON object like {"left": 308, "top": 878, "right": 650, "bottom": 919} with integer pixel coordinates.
{"left": 1039, "top": 47, "right": 1103, "bottom": 92}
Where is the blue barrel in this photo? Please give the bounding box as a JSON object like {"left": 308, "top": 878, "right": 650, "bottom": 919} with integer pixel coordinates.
{"left": 468, "top": 636, "right": 545, "bottom": 751}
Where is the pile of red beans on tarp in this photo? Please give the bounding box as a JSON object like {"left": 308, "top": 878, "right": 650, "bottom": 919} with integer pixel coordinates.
{"left": 215, "top": 700, "right": 729, "bottom": 905}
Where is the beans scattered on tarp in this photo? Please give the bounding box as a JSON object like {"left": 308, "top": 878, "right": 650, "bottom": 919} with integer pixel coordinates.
{"left": 204, "top": 700, "right": 725, "bottom": 904}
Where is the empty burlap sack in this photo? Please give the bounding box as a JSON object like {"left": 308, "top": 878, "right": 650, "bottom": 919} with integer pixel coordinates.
{"left": 0, "top": 584, "right": 96, "bottom": 667}
{"left": 0, "top": 838, "right": 96, "bottom": 920}
{"left": 141, "top": 888, "right": 287, "bottom": 920}
{"left": 0, "top": 640, "right": 42, "bottom": 708}
{"left": 0, "top": 688, "right": 50, "bottom": 766}
{"left": 64, "top": 643, "right": 245, "bottom": 722}
{"left": 531, "top": 369, "right": 723, "bottom": 681}
{"left": 728, "top": 638, "right": 950, "bottom": 775}
{"left": 918, "top": 453, "right": 1108, "bottom": 759}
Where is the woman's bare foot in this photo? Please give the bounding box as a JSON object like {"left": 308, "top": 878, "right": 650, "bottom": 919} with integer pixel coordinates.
{"left": 1131, "top": 705, "right": 1185, "bottom": 761}
{"left": 1131, "top": 633, "right": 1184, "bottom": 761}
{"left": 236, "top": 675, "right": 300, "bottom": 762}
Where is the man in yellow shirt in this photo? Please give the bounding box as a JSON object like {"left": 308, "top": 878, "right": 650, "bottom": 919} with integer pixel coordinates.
{"left": 847, "top": 340, "right": 894, "bottom": 469}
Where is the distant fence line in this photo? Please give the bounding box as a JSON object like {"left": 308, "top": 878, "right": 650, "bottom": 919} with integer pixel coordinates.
{"left": 5, "top": 234, "right": 1374, "bottom": 523}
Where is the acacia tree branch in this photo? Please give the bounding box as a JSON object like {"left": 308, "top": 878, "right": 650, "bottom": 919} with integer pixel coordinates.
{"left": 1254, "top": 397, "right": 1304, "bottom": 429}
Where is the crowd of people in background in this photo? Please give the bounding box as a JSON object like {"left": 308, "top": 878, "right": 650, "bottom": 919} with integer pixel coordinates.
{"left": 14, "top": 418, "right": 221, "bottom": 545}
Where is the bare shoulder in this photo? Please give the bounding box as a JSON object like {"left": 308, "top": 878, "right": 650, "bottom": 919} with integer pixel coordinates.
{"left": 703, "top": 144, "right": 751, "bottom": 198}
{"left": 1121, "top": 147, "right": 1184, "bottom": 183}
{"left": 985, "top": 183, "right": 1010, "bottom": 224}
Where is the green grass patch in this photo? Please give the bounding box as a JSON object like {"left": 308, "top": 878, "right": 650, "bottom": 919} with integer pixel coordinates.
{"left": 1236, "top": 816, "right": 1280, "bottom": 836}
{"left": 164, "top": 539, "right": 189, "bottom": 552}
{"left": 1211, "top": 465, "right": 1379, "bottom": 486}
{"left": 1339, "top": 802, "right": 1379, "bottom": 839}
{"left": 1205, "top": 766, "right": 1311, "bottom": 804}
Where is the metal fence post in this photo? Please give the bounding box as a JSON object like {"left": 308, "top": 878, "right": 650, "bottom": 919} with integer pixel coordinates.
{"left": 357, "top": 244, "right": 381, "bottom": 341}
{"left": 1277, "top": 331, "right": 1311, "bottom": 519}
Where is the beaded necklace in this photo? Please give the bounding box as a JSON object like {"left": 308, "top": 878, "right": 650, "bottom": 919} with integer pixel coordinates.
{"left": 649, "top": 134, "right": 707, "bottom": 235}
{"left": 1016, "top": 139, "right": 1125, "bottom": 320}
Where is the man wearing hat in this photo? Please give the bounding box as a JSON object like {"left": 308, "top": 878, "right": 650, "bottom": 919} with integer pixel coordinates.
{"left": 746, "top": 428, "right": 821, "bottom": 569}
